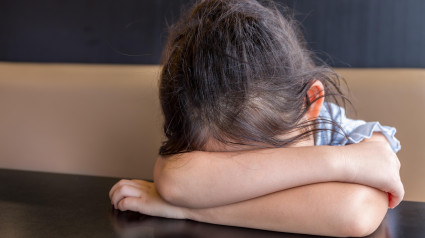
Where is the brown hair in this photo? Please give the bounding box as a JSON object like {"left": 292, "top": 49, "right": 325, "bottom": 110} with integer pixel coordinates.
{"left": 159, "top": 0, "right": 347, "bottom": 155}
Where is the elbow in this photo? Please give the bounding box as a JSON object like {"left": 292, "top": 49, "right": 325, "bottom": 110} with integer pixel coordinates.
{"left": 154, "top": 158, "right": 182, "bottom": 205}
{"left": 341, "top": 217, "right": 382, "bottom": 237}
{"left": 154, "top": 154, "right": 194, "bottom": 207}
{"left": 339, "top": 186, "right": 388, "bottom": 237}
{"left": 155, "top": 174, "right": 189, "bottom": 207}
{"left": 154, "top": 172, "right": 179, "bottom": 205}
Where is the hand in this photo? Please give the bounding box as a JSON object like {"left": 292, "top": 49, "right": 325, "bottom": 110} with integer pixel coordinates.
{"left": 109, "top": 179, "right": 187, "bottom": 219}
{"left": 344, "top": 139, "right": 404, "bottom": 209}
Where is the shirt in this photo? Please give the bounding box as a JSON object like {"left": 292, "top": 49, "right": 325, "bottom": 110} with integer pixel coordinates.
{"left": 315, "top": 102, "right": 401, "bottom": 153}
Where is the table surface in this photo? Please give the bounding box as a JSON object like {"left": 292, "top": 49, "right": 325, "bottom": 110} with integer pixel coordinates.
{"left": 1, "top": 169, "right": 424, "bottom": 238}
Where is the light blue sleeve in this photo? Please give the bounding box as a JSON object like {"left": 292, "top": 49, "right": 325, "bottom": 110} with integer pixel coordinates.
{"left": 315, "top": 103, "right": 401, "bottom": 153}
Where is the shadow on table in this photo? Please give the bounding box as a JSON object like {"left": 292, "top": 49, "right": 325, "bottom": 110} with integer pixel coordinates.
{"left": 110, "top": 207, "right": 392, "bottom": 238}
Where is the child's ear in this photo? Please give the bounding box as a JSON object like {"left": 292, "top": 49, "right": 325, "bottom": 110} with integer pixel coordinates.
{"left": 306, "top": 80, "right": 325, "bottom": 120}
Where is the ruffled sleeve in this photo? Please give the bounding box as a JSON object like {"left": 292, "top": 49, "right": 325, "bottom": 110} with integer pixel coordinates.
{"left": 315, "top": 103, "right": 401, "bottom": 153}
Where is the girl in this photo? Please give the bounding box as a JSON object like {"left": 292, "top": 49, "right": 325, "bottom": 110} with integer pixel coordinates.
{"left": 110, "top": 0, "right": 403, "bottom": 236}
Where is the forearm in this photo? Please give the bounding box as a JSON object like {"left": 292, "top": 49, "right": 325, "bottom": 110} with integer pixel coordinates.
{"left": 183, "top": 182, "right": 388, "bottom": 237}
{"left": 155, "top": 134, "right": 402, "bottom": 209}
{"left": 155, "top": 145, "right": 345, "bottom": 208}
{"left": 110, "top": 180, "right": 388, "bottom": 237}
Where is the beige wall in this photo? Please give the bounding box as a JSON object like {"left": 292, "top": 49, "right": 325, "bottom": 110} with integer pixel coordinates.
{"left": 0, "top": 63, "right": 162, "bottom": 180}
{"left": 0, "top": 63, "right": 423, "bottom": 202}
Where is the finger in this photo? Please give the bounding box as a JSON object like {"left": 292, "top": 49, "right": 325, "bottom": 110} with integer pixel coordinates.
{"left": 111, "top": 184, "right": 144, "bottom": 209}
{"left": 389, "top": 186, "right": 405, "bottom": 209}
{"left": 393, "top": 194, "right": 404, "bottom": 208}
{"left": 389, "top": 194, "right": 400, "bottom": 209}
{"left": 388, "top": 193, "right": 395, "bottom": 209}
{"left": 109, "top": 179, "right": 133, "bottom": 198}
{"left": 110, "top": 179, "right": 152, "bottom": 197}
{"left": 117, "top": 197, "right": 144, "bottom": 213}
{"left": 109, "top": 179, "right": 142, "bottom": 200}
{"left": 132, "top": 179, "right": 154, "bottom": 187}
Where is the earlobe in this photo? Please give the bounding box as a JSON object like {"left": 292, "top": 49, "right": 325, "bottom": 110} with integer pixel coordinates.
{"left": 306, "top": 80, "right": 325, "bottom": 120}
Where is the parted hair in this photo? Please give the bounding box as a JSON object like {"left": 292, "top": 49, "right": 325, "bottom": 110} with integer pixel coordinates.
{"left": 159, "top": 0, "right": 346, "bottom": 155}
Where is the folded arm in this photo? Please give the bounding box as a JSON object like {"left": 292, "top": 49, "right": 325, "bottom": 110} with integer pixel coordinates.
{"left": 186, "top": 182, "right": 388, "bottom": 237}
{"left": 110, "top": 180, "right": 388, "bottom": 237}
{"left": 154, "top": 134, "right": 403, "bottom": 209}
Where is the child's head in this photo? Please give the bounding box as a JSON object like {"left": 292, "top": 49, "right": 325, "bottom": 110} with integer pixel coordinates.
{"left": 159, "top": 0, "right": 345, "bottom": 155}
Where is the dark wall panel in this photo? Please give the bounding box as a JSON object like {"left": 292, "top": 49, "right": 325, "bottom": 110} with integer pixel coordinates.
{"left": 283, "top": 0, "right": 425, "bottom": 67}
{"left": 0, "top": 0, "right": 191, "bottom": 64}
{"left": 1, "top": 0, "right": 425, "bottom": 67}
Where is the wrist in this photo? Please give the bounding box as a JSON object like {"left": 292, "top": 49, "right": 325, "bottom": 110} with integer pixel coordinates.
{"left": 181, "top": 207, "right": 215, "bottom": 223}
{"left": 176, "top": 207, "right": 190, "bottom": 220}
{"left": 335, "top": 142, "right": 371, "bottom": 184}
{"left": 181, "top": 207, "right": 201, "bottom": 221}
{"left": 320, "top": 145, "right": 350, "bottom": 183}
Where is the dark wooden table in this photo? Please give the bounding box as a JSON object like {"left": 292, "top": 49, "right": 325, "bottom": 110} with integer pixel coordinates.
{"left": 1, "top": 168, "right": 424, "bottom": 238}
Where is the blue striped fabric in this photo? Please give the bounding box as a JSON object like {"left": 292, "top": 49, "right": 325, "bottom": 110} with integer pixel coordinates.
{"left": 315, "top": 103, "right": 401, "bottom": 153}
